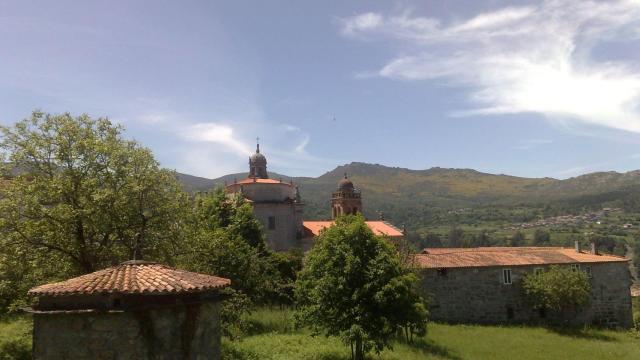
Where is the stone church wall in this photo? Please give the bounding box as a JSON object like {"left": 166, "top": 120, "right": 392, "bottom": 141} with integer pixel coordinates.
{"left": 420, "top": 262, "right": 632, "bottom": 328}
{"left": 33, "top": 302, "right": 222, "bottom": 360}
{"left": 253, "top": 202, "right": 303, "bottom": 251}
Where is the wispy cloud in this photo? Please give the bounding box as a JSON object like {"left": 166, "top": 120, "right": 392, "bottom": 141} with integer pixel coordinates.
{"left": 180, "top": 122, "right": 253, "bottom": 156}
{"left": 341, "top": 0, "right": 640, "bottom": 133}
{"left": 124, "top": 111, "right": 335, "bottom": 178}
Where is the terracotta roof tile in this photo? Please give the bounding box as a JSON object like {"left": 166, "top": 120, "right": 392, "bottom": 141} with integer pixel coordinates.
{"left": 415, "top": 247, "right": 628, "bottom": 269}
{"left": 303, "top": 220, "right": 404, "bottom": 237}
{"left": 28, "top": 261, "right": 230, "bottom": 297}
{"left": 230, "top": 178, "right": 289, "bottom": 185}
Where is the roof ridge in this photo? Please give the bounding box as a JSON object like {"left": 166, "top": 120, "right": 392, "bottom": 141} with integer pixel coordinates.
{"left": 28, "top": 262, "right": 230, "bottom": 297}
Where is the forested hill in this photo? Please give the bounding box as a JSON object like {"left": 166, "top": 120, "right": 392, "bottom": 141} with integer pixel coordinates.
{"left": 176, "top": 162, "right": 640, "bottom": 226}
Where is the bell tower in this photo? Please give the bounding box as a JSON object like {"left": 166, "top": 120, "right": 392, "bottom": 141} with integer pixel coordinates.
{"left": 331, "top": 173, "right": 362, "bottom": 219}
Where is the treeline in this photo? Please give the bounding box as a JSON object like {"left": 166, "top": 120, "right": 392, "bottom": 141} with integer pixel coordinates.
{"left": 408, "top": 227, "right": 629, "bottom": 256}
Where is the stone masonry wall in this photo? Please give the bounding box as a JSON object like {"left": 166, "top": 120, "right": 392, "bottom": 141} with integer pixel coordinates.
{"left": 253, "top": 202, "right": 303, "bottom": 251}
{"left": 33, "top": 301, "right": 222, "bottom": 360}
{"left": 420, "top": 262, "right": 632, "bottom": 328}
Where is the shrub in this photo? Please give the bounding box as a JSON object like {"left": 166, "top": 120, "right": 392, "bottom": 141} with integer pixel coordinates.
{"left": 522, "top": 265, "right": 590, "bottom": 321}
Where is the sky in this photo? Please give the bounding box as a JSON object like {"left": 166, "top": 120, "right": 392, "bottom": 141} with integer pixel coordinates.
{"left": 1, "top": 0, "right": 640, "bottom": 179}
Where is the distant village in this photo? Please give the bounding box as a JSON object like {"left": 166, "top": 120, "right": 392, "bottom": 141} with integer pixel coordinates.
{"left": 504, "top": 208, "right": 633, "bottom": 230}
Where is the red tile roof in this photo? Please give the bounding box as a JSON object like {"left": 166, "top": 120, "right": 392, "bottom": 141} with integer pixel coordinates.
{"left": 303, "top": 220, "right": 404, "bottom": 237}
{"left": 415, "top": 247, "right": 628, "bottom": 269}
{"left": 28, "top": 261, "right": 230, "bottom": 297}
{"left": 229, "top": 178, "right": 290, "bottom": 185}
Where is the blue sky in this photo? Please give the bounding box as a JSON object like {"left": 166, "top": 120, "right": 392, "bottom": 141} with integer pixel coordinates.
{"left": 2, "top": 0, "right": 640, "bottom": 179}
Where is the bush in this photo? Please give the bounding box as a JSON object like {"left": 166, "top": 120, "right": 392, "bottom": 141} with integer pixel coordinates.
{"left": 0, "top": 339, "right": 30, "bottom": 360}
{"left": 633, "top": 312, "right": 640, "bottom": 332}
{"left": 0, "top": 316, "right": 31, "bottom": 360}
{"left": 522, "top": 265, "right": 590, "bottom": 321}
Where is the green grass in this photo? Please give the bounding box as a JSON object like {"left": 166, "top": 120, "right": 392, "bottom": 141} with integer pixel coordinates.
{"left": 3, "top": 309, "right": 640, "bottom": 360}
{"left": 223, "top": 308, "right": 640, "bottom": 360}
{"left": 0, "top": 315, "right": 31, "bottom": 360}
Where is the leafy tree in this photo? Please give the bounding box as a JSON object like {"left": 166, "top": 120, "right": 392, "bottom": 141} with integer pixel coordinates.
{"left": 0, "top": 112, "right": 188, "bottom": 302}
{"left": 533, "top": 229, "right": 551, "bottom": 246}
{"left": 472, "top": 230, "right": 491, "bottom": 247}
{"left": 267, "top": 249, "right": 304, "bottom": 307}
{"left": 295, "top": 215, "right": 428, "bottom": 360}
{"left": 179, "top": 189, "right": 273, "bottom": 301}
{"left": 448, "top": 227, "right": 464, "bottom": 247}
{"left": 509, "top": 231, "right": 525, "bottom": 247}
{"left": 522, "top": 265, "right": 591, "bottom": 320}
{"left": 424, "top": 232, "right": 443, "bottom": 248}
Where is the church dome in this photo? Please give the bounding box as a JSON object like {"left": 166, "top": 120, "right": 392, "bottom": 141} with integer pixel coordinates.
{"left": 249, "top": 141, "right": 269, "bottom": 179}
{"left": 338, "top": 173, "right": 354, "bottom": 191}
{"left": 250, "top": 151, "right": 266, "bottom": 165}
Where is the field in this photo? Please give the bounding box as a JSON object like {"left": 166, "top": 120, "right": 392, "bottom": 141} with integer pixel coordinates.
{"left": 2, "top": 309, "right": 639, "bottom": 360}
{"left": 0, "top": 315, "right": 31, "bottom": 360}
{"left": 222, "top": 308, "right": 640, "bottom": 360}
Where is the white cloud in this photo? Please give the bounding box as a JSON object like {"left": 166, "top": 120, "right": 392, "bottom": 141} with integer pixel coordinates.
{"left": 180, "top": 123, "right": 253, "bottom": 156}
{"left": 341, "top": 0, "right": 640, "bottom": 133}
{"left": 294, "top": 134, "right": 310, "bottom": 154}
{"left": 341, "top": 12, "right": 383, "bottom": 36}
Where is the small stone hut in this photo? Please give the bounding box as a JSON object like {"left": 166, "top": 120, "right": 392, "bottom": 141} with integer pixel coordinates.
{"left": 416, "top": 244, "right": 633, "bottom": 328}
{"left": 27, "top": 260, "right": 230, "bottom": 360}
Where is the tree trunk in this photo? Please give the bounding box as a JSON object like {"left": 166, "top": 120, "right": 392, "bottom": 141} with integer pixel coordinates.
{"left": 355, "top": 337, "right": 363, "bottom": 360}
{"left": 350, "top": 342, "right": 354, "bottom": 360}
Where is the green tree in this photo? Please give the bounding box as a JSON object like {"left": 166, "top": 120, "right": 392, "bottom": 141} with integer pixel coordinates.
{"left": 448, "top": 227, "right": 464, "bottom": 247}
{"left": 179, "top": 189, "right": 285, "bottom": 337}
{"left": 295, "top": 215, "right": 428, "bottom": 360}
{"left": 533, "top": 229, "right": 551, "bottom": 246}
{"left": 180, "top": 189, "right": 273, "bottom": 301}
{"left": 472, "top": 230, "right": 491, "bottom": 247}
{"left": 509, "top": 231, "right": 526, "bottom": 247}
{"left": 0, "top": 112, "right": 188, "bottom": 286}
{"left": 522, "top": 265, "right": 591, "bottom": 320}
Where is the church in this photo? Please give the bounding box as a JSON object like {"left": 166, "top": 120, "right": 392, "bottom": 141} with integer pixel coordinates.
{"left": 225, "top": 143, "right": 404, "bottom": 251}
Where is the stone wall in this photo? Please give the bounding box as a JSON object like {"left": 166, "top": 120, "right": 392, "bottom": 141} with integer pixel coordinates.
{"left": 253, "top": 202, "right": 303, "bottom": 251}
{"left": 420, "top": 262, "right": 633, "bottom": 328}
{"left": 33, "top": 301, "right": 222, "bottom": 360}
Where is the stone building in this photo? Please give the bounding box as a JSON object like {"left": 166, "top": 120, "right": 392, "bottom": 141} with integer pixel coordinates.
{"left": 27, "top": 260, "right": 230, "bottom": 360}
{"left": 225, "top": 143, "right": 304, "bottom": 251}
{"left": 226, "top": 142, "right": 403, "bottom": 251}
{"left": 415, "top": 244, "right": 633, "bottom": 328}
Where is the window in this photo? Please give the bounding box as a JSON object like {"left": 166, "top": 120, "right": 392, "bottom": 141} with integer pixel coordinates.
{"left": 268, "top": 216, "right": 276, "bottom": 230}
{"left": 502, "top": 269, "right": 512, "bottom": 285}
{"left": 436, "top": 268, "right": 448, "bottom": 278}
{"left": 584, "top": 266, "right": 592, "bottom": 278}
{"left": 534, "top": 267, "right": 544, "bottom": 275}
{"left": 570, "top": 264, "right": 580, "bottom": 272}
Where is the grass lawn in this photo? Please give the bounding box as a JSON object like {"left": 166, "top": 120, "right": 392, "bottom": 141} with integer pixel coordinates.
{"left": 223, "top": 308, "right": 640, "bottom": 360}
{"left": 2, "top": 309, "right": 639, "bottom": 360}
{"left": 0, "top": 315, "right": 31, "bottom": 360}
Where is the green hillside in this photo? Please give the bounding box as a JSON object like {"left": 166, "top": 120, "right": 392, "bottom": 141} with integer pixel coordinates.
{"left": 177, "top": 162, "right": 640, "bottom": 227}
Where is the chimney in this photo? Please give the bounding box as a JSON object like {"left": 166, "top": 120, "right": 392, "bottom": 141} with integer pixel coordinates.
{"left": 574, "top": 240, "right": 581, "bottom": 253}
{"left": 590, "top": 241, "right": 597, "bottom": 255}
